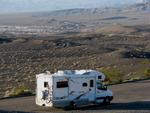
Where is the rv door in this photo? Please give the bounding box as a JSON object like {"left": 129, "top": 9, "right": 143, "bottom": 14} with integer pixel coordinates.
{"left": 88, "top": 78, "right": 96, "bottom": 102}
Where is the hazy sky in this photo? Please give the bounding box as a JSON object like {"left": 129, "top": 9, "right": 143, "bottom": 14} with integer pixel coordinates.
{"left": 0, "top": 0, "right": 142, "bottom": 13}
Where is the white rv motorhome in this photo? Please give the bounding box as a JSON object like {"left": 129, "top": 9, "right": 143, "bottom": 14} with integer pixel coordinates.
{"left": 36, "top": 70, "right": 113, "bottom": 108}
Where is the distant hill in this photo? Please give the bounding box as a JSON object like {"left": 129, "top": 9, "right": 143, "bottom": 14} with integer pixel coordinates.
{"left": 0, "top": 1, "right": 149, "bottom": 34}
{"left": 0, "top": 0, "right": 145, "bottom": 14}
{"left": 34, "top": 1, "right": 150, "bottom": 17}
{"left": 125, "top": 1, "right": 150, "bottom": 11}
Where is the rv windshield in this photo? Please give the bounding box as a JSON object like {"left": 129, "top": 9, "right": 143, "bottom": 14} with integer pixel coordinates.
{"left": 97, "top": 82, "right": 107, "bottom": 90}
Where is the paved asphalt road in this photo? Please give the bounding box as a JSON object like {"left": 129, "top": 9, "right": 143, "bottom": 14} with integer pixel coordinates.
{"left": 0, "top": 80, "right": 150, "bottom": 113}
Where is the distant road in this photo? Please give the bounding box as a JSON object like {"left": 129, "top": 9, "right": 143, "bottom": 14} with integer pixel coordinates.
{"left": 0, "top": 80, "right": 150, "bottom": 113}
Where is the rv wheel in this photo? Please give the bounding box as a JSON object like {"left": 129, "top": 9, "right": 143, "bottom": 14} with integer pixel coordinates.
{"left": 69, "top": 101, "right": 76, "bottom": 109}
{"left": 103, "top": 97, "right": 110, "bottom": 105}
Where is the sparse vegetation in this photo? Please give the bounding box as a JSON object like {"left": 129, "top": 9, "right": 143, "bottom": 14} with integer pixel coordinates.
{"left": 144, "top": 68, "right": 150, "bottom": 77}
{"left": 140, "top": 59, "right": 150, "bottom": 64}
{"left": 9, "top": 85, "right": 33, "bottom": 97}
{"left": 97, "top": 67, "right": 124, "bottom": 84}
{"left": 97, "top": 66, "right": 150, "bottom": 85}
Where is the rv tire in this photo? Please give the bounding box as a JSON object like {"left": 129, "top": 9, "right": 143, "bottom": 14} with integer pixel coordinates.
{"left": 69, "top": 101, "right": 76, "bottom": 109}
{"left": 103, "top": 97, "right": 110, "bottom": 105}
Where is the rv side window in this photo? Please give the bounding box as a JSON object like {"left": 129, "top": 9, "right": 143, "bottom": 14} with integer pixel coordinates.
{"left": 82, "top": 83, "right": 87, "bottom": 87}
{"left": 57, "top": 81, "right": 68, "bottom": 88}
{"left": 44, "top": 82, "right": 48, "bottom": 88}
{"left": 90, "top": 80, "right": 94, "bottom": 87}
{"left": 98, "top": 76, "right": 102, "bottom": 79}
